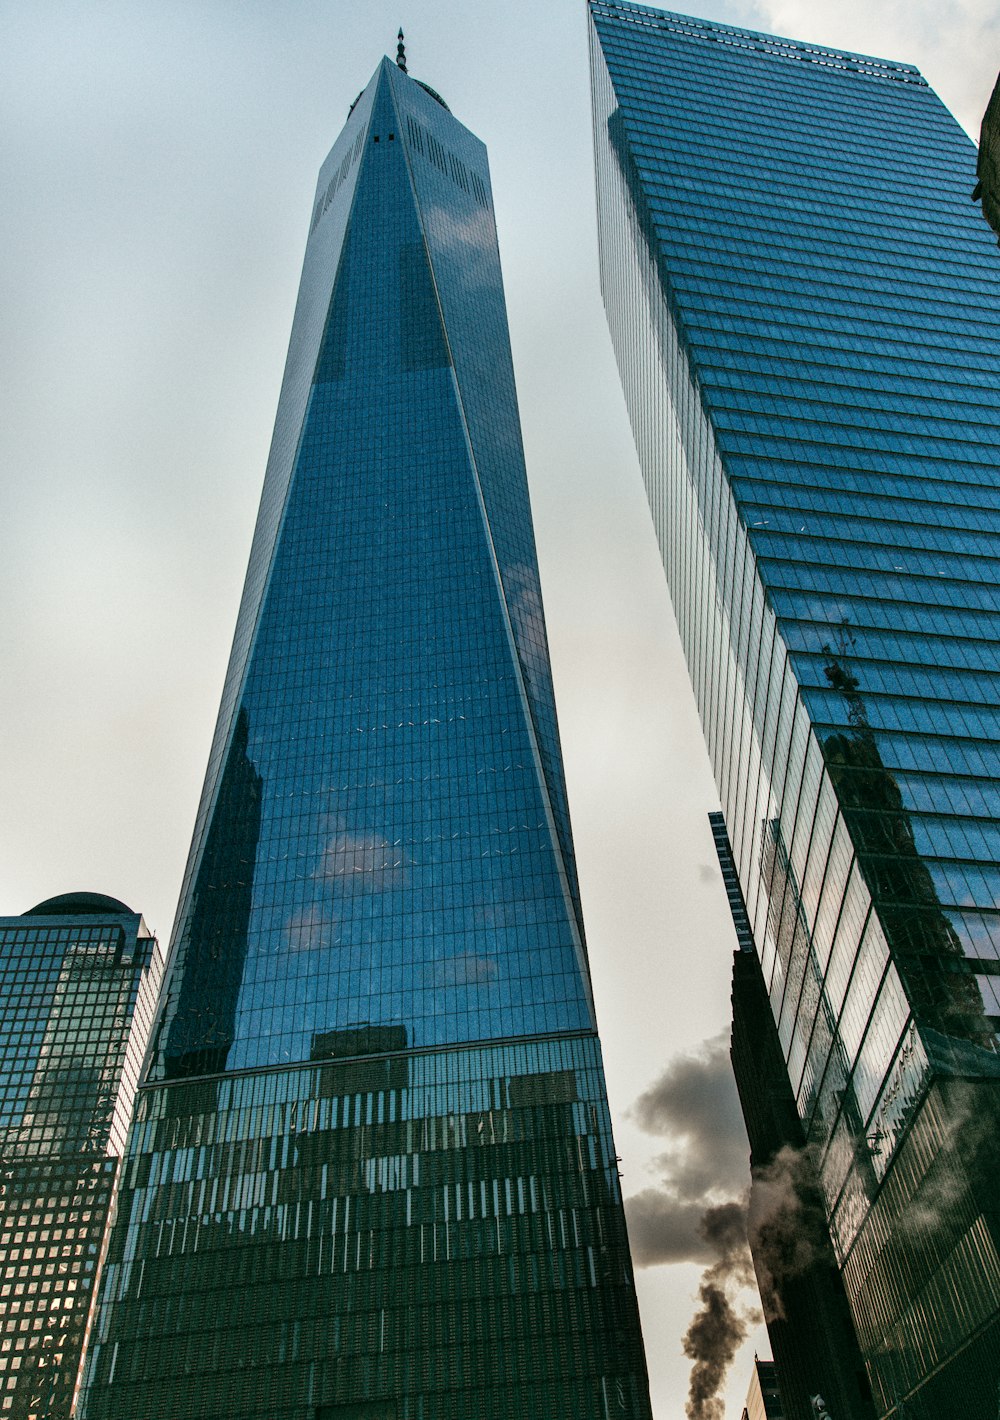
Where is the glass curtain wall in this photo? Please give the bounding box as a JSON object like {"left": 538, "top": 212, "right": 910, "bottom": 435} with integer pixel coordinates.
{"left": 0, "top": 899, "right": 161, "bottom": 1420}
{"left": 77, "top": 56, "right": 651, "bottom": 1420}
{"left": 589, "top": 5, "right": 1000, "bottom": 1415}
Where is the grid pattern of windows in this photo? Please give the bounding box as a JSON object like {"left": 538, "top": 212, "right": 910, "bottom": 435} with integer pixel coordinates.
{"left": 81, "top": 1037, "right": 647, "bottom": 1419}
{"left": 743, "top": 1358, "right": 784, "bottom": 1420}
{"left": 77, "top": 57, "right": 651, "bottom": 1419}
{"left": 151, "top": 60, "right": 593, "bottom": 1084}
{"left": 590, "top": 4, "right": 1000, "bottom": 1415}
{"left": 0, "top": 909, "right": 161, "bottom": 1419}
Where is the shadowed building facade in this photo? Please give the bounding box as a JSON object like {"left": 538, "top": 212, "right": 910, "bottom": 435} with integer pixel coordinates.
{"left": 972, "top": 69, "right": 1000, "bottom": 243}
{"left": 740, "top": 1357, "right": 784, "bottom": 1420}
{"left": 713, "top": 814, "right": 876, "bottom": 1420}
{"left": 0, "top": 894, "right": 161, "bottom": 1419}
{"left": 590, "top": 5, "right": 1000, "bottom": 1417}
{"left": 76, "top": 51, "right": 651, "bottom": 1420}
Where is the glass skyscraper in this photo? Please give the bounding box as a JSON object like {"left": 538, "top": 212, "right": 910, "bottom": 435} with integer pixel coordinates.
{"left": 719, "top": 812, "right": 876, "bottom": 1420}
{"left": 589, "top": 5, "right": 1000, "bottom": 1417}
{"left": 77, "top": 52, "right": 651, "bottom": 1420}
{"left": 0, "top": 894, "right": 161, "bottom": 1419}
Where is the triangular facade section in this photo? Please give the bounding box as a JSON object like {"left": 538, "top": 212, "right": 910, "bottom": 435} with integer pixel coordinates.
{"left": 152, "top": 61, "right": 594, "bottom": 1082}
{"left": 389, "top": 62, "right": 587, "bottom": 952}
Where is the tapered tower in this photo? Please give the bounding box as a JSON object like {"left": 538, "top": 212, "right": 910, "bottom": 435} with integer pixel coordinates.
{"left": 77, "top": 52, "right": 651, "bottom": 1420}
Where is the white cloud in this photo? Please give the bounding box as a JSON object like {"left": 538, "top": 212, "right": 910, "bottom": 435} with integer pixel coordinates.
{"left": 745, "top": 0, "right": 998, "bottom": 135}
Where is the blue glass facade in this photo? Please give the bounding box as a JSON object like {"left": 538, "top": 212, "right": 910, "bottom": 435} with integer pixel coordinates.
{"left": 590, "top": 6, "right": 1000, "bottom": 1417}
{"left": 0, "top": 896, "right": 161, "bottom": 1419}
{"left": 154, "top": 64, "right": 592, "bottom": 1078}
{"left": 77, "top": 56, "right": 650, "bottom": 1419}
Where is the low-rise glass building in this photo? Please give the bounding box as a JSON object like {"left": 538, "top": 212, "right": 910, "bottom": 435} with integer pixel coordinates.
{"left": 0, "top": 894, "right": 161, "bottom": 1419}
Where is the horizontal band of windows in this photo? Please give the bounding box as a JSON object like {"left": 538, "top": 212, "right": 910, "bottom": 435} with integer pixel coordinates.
{"left": 782, "top": 620, "right": 1000, "bottom": 675}
{"left": 717, "top": 429, "right": 1000, "bottom": 478}
{"left": 616, "top": 82, "right": 961, "bottom": 160}
{"left": 791, "top": 653, "right": 1000, "bottom": 710}
{"left": 652, "top": 213, "right": 993, "bottom": 277}
{"left": 637, "top": 171, "right": 985, "bottom": 246}
{"left": 729, "top": 459, "right": 1000, "bottom": 509}
{"left": 737, "top": 499, "right": 1000, "bottom": 549}
{"left": 623, "top": 134, "right": 972, "bottom": 206}
{"left": 708, "top": 370, "right": 1000, "bottom": 420}
{"left": 803, "top": 690, "right": 1000, "bottom": 743}
{"left": 761, "top": 560, "right": 1000, "bottom": 615}
{"left": 707, "top": 389, "right": 1000, "bottom": 443}
{"left": 750, "top": 532, "right": 1000, "bottom": 585}
{"left": 692, "top": 328, "right": 1000, "bottom": 378}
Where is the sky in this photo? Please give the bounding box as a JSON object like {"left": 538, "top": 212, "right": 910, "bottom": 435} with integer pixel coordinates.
{"left": 0, "top": 2, "right": 995, "bottom": 1416}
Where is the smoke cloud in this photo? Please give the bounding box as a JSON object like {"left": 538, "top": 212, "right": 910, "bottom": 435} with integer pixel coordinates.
{"left": 624, "top": 1031, "right": 750, "bottom": 1265}
{"left": 746, "top": 1144, "right": 823, "bottom": 1322}
{"left": 683, "top": 1203, "right": 761, "bottom": 1420}
{"left": 623, "top": 1034, "right": 760, "bottom": 1417}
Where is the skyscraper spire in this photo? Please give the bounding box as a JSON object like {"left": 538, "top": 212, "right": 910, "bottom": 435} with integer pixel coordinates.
{"left": 396, "top": 26, "right": 407, "bottom": 72}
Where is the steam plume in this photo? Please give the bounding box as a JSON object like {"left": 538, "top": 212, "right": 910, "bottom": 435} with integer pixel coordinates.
{"left": 682, "top": 1202, "right": 761, "bottom": 1420}
{"left": 746, "top": 1143, "right": 823, "bottom": 1322}
{"left": 622, "top": 1036, "right": 762, "bottom": 1417}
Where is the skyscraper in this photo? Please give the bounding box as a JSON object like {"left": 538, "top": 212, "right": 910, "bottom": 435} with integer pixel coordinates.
{"left": 739, "top": 1357, "right": 785, "bottom": 1420}
{"left": 589, "top": 5, "right": 1000, "bottom": 1417}
{"left": 0, "top": 893, "right": 161, "bottom": 1419}
{"left": 715, "top": 813, "right": 875, "bottom": 1420}
{"left": 76, "top": 49, "right": 651, "bottom": 1420}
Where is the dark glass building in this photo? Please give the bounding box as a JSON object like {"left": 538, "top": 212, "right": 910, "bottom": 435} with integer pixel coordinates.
{"left": 718, "top": 811, "right": 876, "bottom": 1420}
{"left": 973, "top": 69, "right": 1000, "bottom": 242}
{"left": 590, "top": 5, "right": 1000, "bottom": 1417}
{"left": 740, "top": 1357, "right": 785, "bottom": 1420}
{"left": 0, "top": 894, "right": 161, "bottom": 1419}
{"left": 76, "top": 51, "right": 651, "bottom": 1420}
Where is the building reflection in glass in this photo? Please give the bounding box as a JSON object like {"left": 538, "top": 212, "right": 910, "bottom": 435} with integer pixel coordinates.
{"left": 161, "top": 707, "right": 262, "bottom": 1079}
{"left": 0, "top": 897, "right": 161, "bottom": 1420}
{"left": 819, "top": 649, "right": 994, "bottom": 1052}
{"left": 83, "top": 1038, "right": 642, "bottom": 1419}
{"left": 78, "top": 50, "right": 651, "bottom": 1419}
{"left": 590, "top": 3, "right": 1000, "bottom": 1414}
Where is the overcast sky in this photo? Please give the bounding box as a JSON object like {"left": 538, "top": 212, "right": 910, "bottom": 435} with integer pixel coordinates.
{"left": 0, "top": 2, "right": 994, "bottom": 1416}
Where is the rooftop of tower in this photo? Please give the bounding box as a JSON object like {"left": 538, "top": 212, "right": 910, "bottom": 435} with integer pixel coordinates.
{"left": 24, "top": 890, "right": 136, "bottom": 916}
{"left": 348, "top": 33, "right": 450, "bottom": 117}
{"left": 589, "top": 1, "right": 928, "bottom": 87}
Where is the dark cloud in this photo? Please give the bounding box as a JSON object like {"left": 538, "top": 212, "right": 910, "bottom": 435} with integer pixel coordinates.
{"left": 624, "top": 1038, "right": 759, "bottom": 1416}
{"left": 700, "top": 1200, "right": 756, "bottom": 1286}
{"left": 624, "top": 1191, "right": 712, "bottom": 1267}
{"left": 683, "top": 1283, "right": 747, "bottom": 1420}
{"left": 627, "top": 1031, "right": 750, "bottom": 1211}
{"left": 683, "top": 1202, "right": 761, "bottom": 1420}
{"left": 683, "top": 1286, "right": 758, "bottom": 1416}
